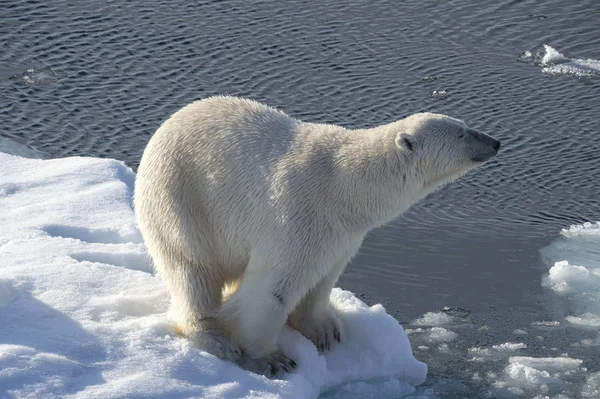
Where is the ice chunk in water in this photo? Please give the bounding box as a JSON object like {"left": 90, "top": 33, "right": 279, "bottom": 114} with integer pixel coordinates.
{"left": 541, "top": 45, "right": 569, "bottom": 65}
{"left": 541, "top": 222, "right": 600, "bottom": 326}
{"left": 519, "top": 45, "right": 600, "bottom": 77}
{"left": 11, "top": 66, "right": 58, "bottom": 85}
{"left": 412, "top": 312, "right": 456, "bottom": 326}
{"left": 406, "top": 327, "right": 458, "bottom": 343}
{"left": 429, "top": 90, "right": 448, "bottom": 99}
{"left": 541, "top": 45, "right": 600, "bottom": 77}
{"left": 517, "top": 51, "right": 534, "bottom": 64}
{"left": 583, "top": 372, "right": 600, "bottom": 398}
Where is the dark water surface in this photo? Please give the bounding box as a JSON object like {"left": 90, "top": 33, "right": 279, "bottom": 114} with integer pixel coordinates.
{"left": 2, "top": 0, "right": 600, "bottom": 397}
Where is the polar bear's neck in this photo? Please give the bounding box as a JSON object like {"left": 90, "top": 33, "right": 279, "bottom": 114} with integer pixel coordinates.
{"left": 332, "top": 124, "right": 428, "bottom": 232}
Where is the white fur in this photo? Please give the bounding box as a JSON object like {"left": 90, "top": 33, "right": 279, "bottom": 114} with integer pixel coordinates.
{"left": 134, "top": 96, "right": 497, "bottom": 376}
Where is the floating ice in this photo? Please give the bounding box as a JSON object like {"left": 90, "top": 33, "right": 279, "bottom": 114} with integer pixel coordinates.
{"left": 562, "top": 222, "right": 600, "bottom": 238}
{"left": 411, "top": 307, "right": 470, "bottom": 327}
{"left": 468, "top": 343, "right": 527, "bottom": 363}
{"left": 532, "top": 320, "right": 561, "bottom": 327}
{"left": 517, "top": 50, "right": 534, "bottom": 64}
{"left": 406, "top": 221, "right": 600, "bottom": 398}
{"left": 497, "top": 221, "right": 600, "bottom": 397}
{"left": 406, "top": 327, "right": 458, "bottom": 343}
{"left": 493, "top": 343, "right": 527, "bottom": 351}
{"left": 487, "top": 355, "right": 587, "bottom": 398}
{"left": 541, "top": 222, "right": 600, "bottom": 328}
{"left": 509, "top": 356, "right": 583, "bottom": 372}
{"left": 583, "top": 372, "right": 600, "bottom": 397}
{"left": 0, "top": 151, "right": 426, "bottom": 398}
{"left": 518, "top": 45, "right": 600, "bottom": 77}
{"left": 412, "top": 311, "right": 456, "bottom": 326}
{"left": 541, "top": 45, "right": 569, "bottom": 65}
{"left": 566, "top": 314, "right": 600, "bottom": 327}
{"left": 11, "top": 66, "right": 58, "bottom": 85}
{"left": 429, "top": 90, "right": 448, "bottom": 99}
{"left": 540, "top": 45, "right": 600, "bottom": 77}
{"left": 577, "top": 333, "right": 600, "bottom": 347}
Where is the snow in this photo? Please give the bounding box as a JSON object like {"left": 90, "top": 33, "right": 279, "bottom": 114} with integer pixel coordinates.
{"left": 0, "top": 150, "right": 427, "bottom": 398}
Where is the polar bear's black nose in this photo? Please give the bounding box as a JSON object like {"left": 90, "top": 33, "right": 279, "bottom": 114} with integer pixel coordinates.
{"left": 467, "top": 129, "right": 501, "bottom": 162}
{"left": 468, "top": 128, "right": 500, "bottom": 153}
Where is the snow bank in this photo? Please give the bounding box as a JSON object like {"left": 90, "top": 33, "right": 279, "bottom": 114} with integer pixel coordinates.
{"left": 0, "top": 152, "right": 426, "bottom": 398}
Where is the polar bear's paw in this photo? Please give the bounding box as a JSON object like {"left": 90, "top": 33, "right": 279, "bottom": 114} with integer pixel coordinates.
{"left": 291, "top": 307, "right": 342, "bottom": 353}
{"left": 191, "top": 329, "right": 243, "bottom": 362}
{"left": 240, "top": 350, "right": 297, "bottom": 379}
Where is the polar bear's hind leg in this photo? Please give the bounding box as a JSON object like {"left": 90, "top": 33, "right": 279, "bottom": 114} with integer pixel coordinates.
{"left": 160, "top": 257, "right": 242, "bottom": 362}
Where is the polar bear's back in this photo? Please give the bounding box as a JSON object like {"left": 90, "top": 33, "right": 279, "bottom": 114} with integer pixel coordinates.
{"left": 157, "top": 96, "right": 299, "bottom": 162}
{"left": 134, "top": 96, "right": 327, "bottom": 266}
{"left": 144, "top": 97, "right": 306, "bottom": 204}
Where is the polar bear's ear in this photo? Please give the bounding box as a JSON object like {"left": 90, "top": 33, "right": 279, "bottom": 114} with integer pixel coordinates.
{"left": 395, "top": 133, "right": 415, "bottom": 152}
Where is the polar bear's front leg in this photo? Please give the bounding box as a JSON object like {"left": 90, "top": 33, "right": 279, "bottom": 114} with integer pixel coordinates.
{"left": 288, "top": 260, "right": 346, "bottom": 352}
{"left": 220, "top": 268, "right": 303, "bottom": 377}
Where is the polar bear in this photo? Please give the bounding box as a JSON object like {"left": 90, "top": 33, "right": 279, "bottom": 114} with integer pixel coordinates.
{"left": 134, "top": 96, "right": 500, "bottom": 377}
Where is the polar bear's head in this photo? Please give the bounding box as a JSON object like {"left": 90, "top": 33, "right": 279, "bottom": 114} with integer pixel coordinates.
{"left": 394, "top": 112, "right": 500, "bottom": 189}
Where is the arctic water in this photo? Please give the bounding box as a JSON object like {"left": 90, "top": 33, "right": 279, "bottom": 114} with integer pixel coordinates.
{"left": 2, "top": 0, "right": 600, "bottom": 397}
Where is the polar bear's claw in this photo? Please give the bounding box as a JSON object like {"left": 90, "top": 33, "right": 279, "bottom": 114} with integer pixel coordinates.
{"left": 291, "top": 307, "right": 342, "bottom": 353}
{"left": 240, "top": 350, "right": 296, "bottom": 379}
{"left": 192, "top": 329, "right": 242, "bottom": 362}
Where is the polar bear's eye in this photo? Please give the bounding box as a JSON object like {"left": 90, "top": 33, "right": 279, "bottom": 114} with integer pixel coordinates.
{"left": 458, "top": 134, "right": 465, "bottom": 139}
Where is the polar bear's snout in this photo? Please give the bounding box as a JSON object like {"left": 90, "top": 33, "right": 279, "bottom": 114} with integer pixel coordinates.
{"left": 467, "top": 128, "right": 501, "bottom": 163}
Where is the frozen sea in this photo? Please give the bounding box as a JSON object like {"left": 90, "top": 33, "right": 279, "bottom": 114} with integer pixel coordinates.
{"left": 1, "top": 0, "right": 600, "bottom": 397}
